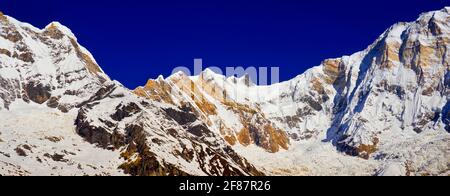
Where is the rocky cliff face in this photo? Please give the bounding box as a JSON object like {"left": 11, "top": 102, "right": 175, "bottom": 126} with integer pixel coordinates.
{"left": 134, "top": 71, "right": 290, "bottom": 153}
{"left": 329, "top": 8, "right": 449, "bottom": 159}
{"left": 75, "top": 82, "right": 264, "bottom": 176}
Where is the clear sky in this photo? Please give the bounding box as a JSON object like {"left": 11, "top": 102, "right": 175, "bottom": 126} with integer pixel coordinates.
{"left": 0, "top": 0, "right": 448, "bottom": 88}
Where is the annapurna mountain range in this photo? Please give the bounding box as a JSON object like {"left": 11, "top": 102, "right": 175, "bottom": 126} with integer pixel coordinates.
{"left": 0, "top": 8, "right": 449, "bottom": 176}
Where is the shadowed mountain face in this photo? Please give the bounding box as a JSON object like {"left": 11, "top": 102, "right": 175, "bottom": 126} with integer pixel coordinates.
{"left": 0, "top": 8, "right": 449, "bottom": 176}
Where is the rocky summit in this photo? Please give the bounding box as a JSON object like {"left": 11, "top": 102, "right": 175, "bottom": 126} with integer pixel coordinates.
{"left": 0, "top": 8, "right": 449, "bottom": 176}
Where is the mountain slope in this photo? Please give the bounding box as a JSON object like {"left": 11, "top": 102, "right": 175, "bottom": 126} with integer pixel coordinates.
{"left": 75, "top": 82, "right": 263, "bottom": 176}
{"left": 332, "top": 9, "right": 449, "bottom": 158}
{"left": 0, "top": 102, "right": 124, "bottom": 176}
{"left": 0, "top": 13, "right": 122, "bottom": 175}
{"left": 134, "top": 71, "right": 290, "bottom": 153}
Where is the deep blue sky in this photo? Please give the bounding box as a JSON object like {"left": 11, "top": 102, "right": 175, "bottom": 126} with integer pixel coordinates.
{"left": 0, "top": 0, "right": 447, "bottom": 88}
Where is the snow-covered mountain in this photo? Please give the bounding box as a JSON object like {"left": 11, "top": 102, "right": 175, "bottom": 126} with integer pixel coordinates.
{"left": 0, "top": 11, "right": 262, "bottom": 176}
{"left": 0, "top": 8, "right": 449, "bottom": 176}
{"left": 134, "top": 7, "right": 450, "bottom": 175}
{"left": 0, "top": 12, "right": 110, "bottom": 112}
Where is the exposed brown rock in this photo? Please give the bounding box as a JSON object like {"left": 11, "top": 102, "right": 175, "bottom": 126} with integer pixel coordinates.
{"left": 401, "top": 40, "right": 441, "bottom": 77}
{"left": 219, "top": 124, "right": 238, "bottom": 145}
{"left": 110, "top": 102, "right": 142, "bottom": 121}
{"left": 237, "top": 127, "right": 252, "bottom": 146}
{"left": 46, "top": 97, "right": 60, "bottom": 108}
{"left": 120, "top": 149, "right": 189, "bottom": 176}
{"left": 223, "top": 101, "right": 258, "bottom": 115}
{"left": 357, "top": 138, "right": 379, "bottom": 160}
{"left": 422, "top": 86, "right": 435, "bottom": 96}
{"left": 413, "top": 112, "right": 439, "bottom": 133}
{"left": 301, "top": 96, "right": 323, "bottom": 111}
{"left": 282, "top": 107, "right": 320, "bottom": 133}
{"left": 179, "top": 148, "right": 195, "bottom": 162}
{"left": 0, "top": 11, "right": 6, "bottom": 20}
{"left": 3, "top": 31, "right": 23, "bottom": 43}
{"left": 136, "top": 77, "right": 219, "bottom": 118}
{"left": 173, "top": 76, "right": 220, "bottom": 115}
{"left": 187, "top": 123, "right": 212, "bottom": 137}
{"left": 24, "top": 82, "right": 51, "bottom": 104}
{"left": 236, "top": 119, "right": 290, "bottom": 153}
{"left": 163, "top": 107, "right": 198, "bottom": 125}
{"left": 223, "top": 101, "right": 290, "bottom": 152}
{"left": 76, "top": 109, "right": 125, "bottom": 149}
{"left": 69, "top": 38, "right": 103, "bottom": 76}
{"left": 297, "top": 129, "right": 319, "bottom": 140}
{"left": 195, "top": 98, "right": 217, "bottom": 116}
{"left": 119, "top": 125, "right": 190, "bottom": 176}
{"left": 134, "top": 79, "right": 175, "bottom": 104}
{"left": 376, "top": 80, "right": 406, "bottom": 99}
{"left": 44, "top": 153, "right": 68, "bottom": 162}
{"left": 44, "top": 136, "right": 62, "bottom": 143}
{"left": 311, "top": 77, "right": 325, "bottom": 95}
{"left": 14, "top": 147, "right": 27, "bottom": 157}
{"left": 337, "top": 135, "right": 380, "bottom": 160}
{"left": 265, "top": 124, "right": 290, "bottom": 152}
{"left": 322, "top": 58, "right": 344, "bottom": 84}
{"left": 0, "top": 48, "right": 11, "bottom": 57}
{"left": 223, "top": 135, "right": 237, "bottom": 145}
{"left": 22, "top": 144, "right": 32, "bottom": 151}
{"left": 0, "top": 22, "right": 23, "bottom": 43}
{"left": 133, "top": 87, "right": 147, "bottom": 97}
{"left": 43, "top": 23, "right": 65, "bottom": 40}
{"left": 58, "top": 104, "right": 69, "bottom": 113}
{"left": 418, "top": 45, "right": 434, "bottom": 68}
{"left": 77, "top": 125, "right": 125, "bottom": 150}
{"left": 16, "top": 52, "right": 35, "bottom": 63}
{"left": 380, "top": 41, "right": 401, "bottom": 69}
{"left": 138, "top": 75, "right": 289, "bottom": 153}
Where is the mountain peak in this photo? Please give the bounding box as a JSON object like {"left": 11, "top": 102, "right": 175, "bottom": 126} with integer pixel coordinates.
{"left": 200, "top": 68, "right": 224, "bottom": 78}
{"left": 445, "top": 7, "right": 450, "bottom": 13}
{"left": 156, "top": 75, "right": 165, "bottom": 81}
{"left": 44, "top": 21, "right": 76, "bottom": 39}
{"left": 168, "top": 70, "right": 188, "bottom": 80}
{"left": 0, "top": 14, "right": 110, "bottom": 111}
{"left": 417, "top": 6, "right": 450, "bottom": 23}
{"left": 197, "top": 68, "right": 227, "bottom": 84}
{"left": 0, "top": 11, "right": 7, "bottom": 21}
